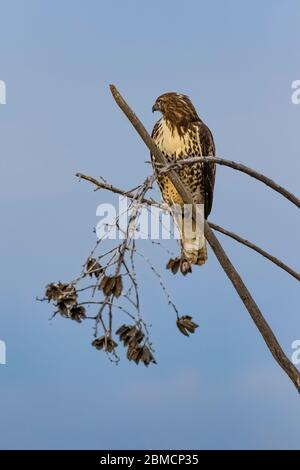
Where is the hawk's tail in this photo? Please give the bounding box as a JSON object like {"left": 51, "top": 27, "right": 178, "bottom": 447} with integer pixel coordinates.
{"left": 181, "top": 234, "right": 207, "bottom": 266}
{"left": 196, "top": 238, "right": 208, "bottom": 266}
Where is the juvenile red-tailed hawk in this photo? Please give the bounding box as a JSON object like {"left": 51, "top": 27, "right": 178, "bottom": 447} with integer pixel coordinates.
{"left": 151, "top": 92, "right": 216, "bottom": 274}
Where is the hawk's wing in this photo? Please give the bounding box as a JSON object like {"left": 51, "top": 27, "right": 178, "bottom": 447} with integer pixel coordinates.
{"left": 195, "top": 121, "right": 216, "bottom": 218}
{"left": 150, "top": 120, "right": 160, "bottom": 166}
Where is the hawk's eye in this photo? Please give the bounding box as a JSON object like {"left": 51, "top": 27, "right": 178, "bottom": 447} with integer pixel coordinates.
{"left": 152, "top": 100, "right": 162, "bottom": 113}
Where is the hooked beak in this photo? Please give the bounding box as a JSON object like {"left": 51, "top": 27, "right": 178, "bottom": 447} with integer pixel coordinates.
{"left": 152, "top": 102, "right": 159, "bottom": 113}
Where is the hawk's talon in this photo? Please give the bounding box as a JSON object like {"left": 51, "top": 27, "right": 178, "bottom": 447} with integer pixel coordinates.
{"left": 180, "top": 258, "right": 192, "bottom": 276}
{"left": 166, "top": 257, "right": 192, "bottom": 276}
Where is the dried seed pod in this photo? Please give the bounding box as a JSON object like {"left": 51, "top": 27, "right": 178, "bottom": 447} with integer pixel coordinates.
{"left": 92, "top": 336, "right": 106, "bottom": 350}
{"left": 176, "top": 315, "right": 199, "bottom": 336}
{"left": 57, "top": 301, "right": 69, "bottom": 317}
{"left": 86, "top": 258, "right": 103, "bottom": 278}
{"left": 128, "top": 328, "right": 144, "bottom": 347}
{"left": 127, "top": 345, "right": 141, "bottom": 362}
{"left": 134, "top": 346, "right": 145, "bottom": 364}
{"left": 45, "top": 283, "right": 61, "bottom": 301}
{"left": 105, "top": 338, "right": 118, "bottom": 353}
{"left": 69, "top": 305, "right": 86, "bottom": 323}
{"left": 116, "top": 325, "right": 137, "bottom": 346}
{"left": 62, "top": 296, "right": 77, "bottom": 309}
{"left": 115, "top": 324, "right": 128, "bottom": 336}
{"left": 126, "top": 344, "right": 156, "bottom": 366}
{"left": 99, "top": 276, "right": 116, "bottom": 296}
{"left": 182, "top": 315, "right": 199, "bottom": 334}
{"left": 116, "top": 324, "right": 155, "bottom": 366}
{"left": 92, "top": 335, "right": 117, "bottom": 353}
{"left": 118, "top": 326, "right": 132, "bottom": 344}
{"left": 141, "top": 346, "right": 156, "bottom": 366}
{"left": 113, "top": 275, "right": 123, "bottom": 298}
{"left": 45, "top": 282, "right": 77, "bottom": 302}
{"left": 123, "top": 327, "right": 138, "bottom": 347}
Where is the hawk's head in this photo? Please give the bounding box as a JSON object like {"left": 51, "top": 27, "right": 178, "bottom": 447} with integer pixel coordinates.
{"left": 152, "top": 92, "right": 199, "bottom": 126}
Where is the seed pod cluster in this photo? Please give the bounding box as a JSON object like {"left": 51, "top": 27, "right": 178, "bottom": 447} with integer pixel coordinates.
{"left": 45, "top": 282, "right": 86, "bottom": 323}
{"left": 116, "top": 324, "right": 156, "bottom": 366}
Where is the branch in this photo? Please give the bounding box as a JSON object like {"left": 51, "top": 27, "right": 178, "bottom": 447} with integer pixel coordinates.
{"left": 76, "top": 173, "right": 300, "bottom": 283}
{"left": 161, "top": 157, "right": 300, "bottom": 209}
{"left": 76, "top": 172, "right": 158, "bottom": 207}
{"left": 209, "top": 222, "right": 300, "bottom": 283}
{"left": 109, "top": 83, "right": 300, "bottom": 393}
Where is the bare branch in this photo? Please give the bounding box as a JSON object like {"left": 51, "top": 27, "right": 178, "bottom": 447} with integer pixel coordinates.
{"left": 76, "top": 172, "right": 159, "bottom": 207}
{"left": 77, "top": 172, "right": 300, "bottom": 283}
{"left": 209, "top": 222, "right": 300, "bottom": 283}
{"left": 109, "top": 83, "right": 300, "bottom": 393}
{"left": 76, "top": 174, "right": 300, "bottom": 283}
{"left": 161, "top": 157, "right": 300, "bottom": 209}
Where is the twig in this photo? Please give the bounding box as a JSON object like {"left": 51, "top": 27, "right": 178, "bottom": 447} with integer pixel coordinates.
{"left": 76, "top": 172, "right": 159, "bottom": 207}
{"left": 135, "top": 250, "right": 180, "bottom": 318}
{"left": 109, "top": 83, "right": 300, "bottom": 393}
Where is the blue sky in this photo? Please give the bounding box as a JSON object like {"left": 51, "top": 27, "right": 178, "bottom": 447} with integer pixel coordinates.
{"left": 0, "top": 0, "right": 300, "bottom": 449}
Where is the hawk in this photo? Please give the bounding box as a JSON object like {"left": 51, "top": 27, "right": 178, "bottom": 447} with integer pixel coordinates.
{"left": 151, "top": 92, "right": 216, "bottom": 274}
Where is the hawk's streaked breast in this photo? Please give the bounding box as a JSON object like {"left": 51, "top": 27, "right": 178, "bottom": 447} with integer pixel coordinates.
{"left": 154, "top": 118, "right": 200, "bottom": 159}
{"left": 152, "top": 117, "right": 205, "bottom": 206}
